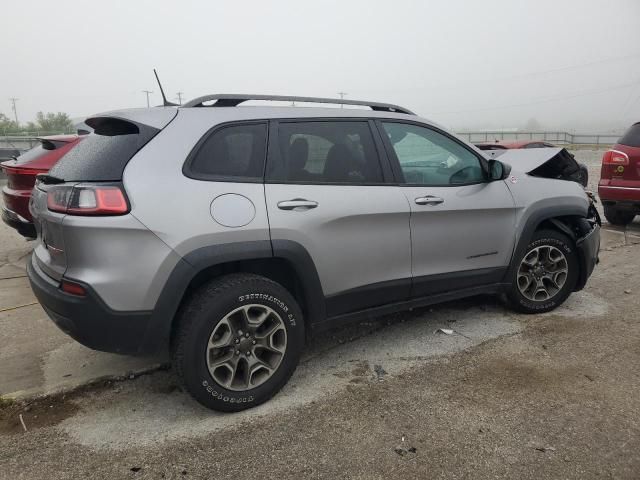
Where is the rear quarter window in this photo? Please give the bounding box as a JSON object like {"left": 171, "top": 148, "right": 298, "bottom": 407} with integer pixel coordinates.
{"left": 618, "top": 123, "right": 640, "bottom": 147}
{"left": 184, "top": 122, "right": 268, "bottom": 182}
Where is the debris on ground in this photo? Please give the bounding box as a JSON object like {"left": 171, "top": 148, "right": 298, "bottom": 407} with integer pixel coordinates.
{"left": 373, "top": 364, "right": 387, "bottom": 381}
{"left": 435, "top": 328, "right": 454, "bottom": 335}
{"left": 18, "top": 414, "right": 27, "bottom": 432}
{"left": 535, "top": 446, "right": 557, "bottom": 453}
{"left": 624, "top": 289, "right": 632, "bottom": 294}
{"left": 394, "top": 435, "right": 417, "bottom": 457}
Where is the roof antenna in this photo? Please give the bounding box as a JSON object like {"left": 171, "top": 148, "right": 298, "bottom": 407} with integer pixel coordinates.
{"left": 154, "top": 69, "right": 178, "bottom": 106}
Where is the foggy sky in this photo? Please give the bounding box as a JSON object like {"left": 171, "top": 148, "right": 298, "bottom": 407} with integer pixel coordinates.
{"left": 2, "top": 0, "right": 639, "bottom": 133}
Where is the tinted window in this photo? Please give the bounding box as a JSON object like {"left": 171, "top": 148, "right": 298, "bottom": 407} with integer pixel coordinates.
{"left": 49, "top": 119, "right": 159, "bottom": 182}
{"left": 382, "top": 122, "right": 484, "bottom": 186}
{"left": 618, "top": 123, "right": 640, "bottom": 147}
{"left": 188, "top": 123, "right": 267, "bottom": 181}
{"left": 268, "top": 121, "right": 383, "bottom": 184}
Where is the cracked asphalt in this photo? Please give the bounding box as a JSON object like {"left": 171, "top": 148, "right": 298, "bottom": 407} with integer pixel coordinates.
{"left": 1, "top": 149, "right": 639, "bottom": 479}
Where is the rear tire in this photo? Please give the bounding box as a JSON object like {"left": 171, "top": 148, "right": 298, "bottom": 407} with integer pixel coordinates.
{"left": 506, "top": 229, "right": 579, "bottom": 314}
{"left": 603, "top": 205, "right": 635, "bottom": 226}
{"left": 172, "top": 273, "right": 304, "bottom": 412}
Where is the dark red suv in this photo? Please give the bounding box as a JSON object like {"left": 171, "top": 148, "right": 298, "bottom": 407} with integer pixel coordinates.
{"left": 1, "top": 135, "right": 83, "bottom": 238}
{"left": 598, "top": 123, "right": 640, "bottom": 226}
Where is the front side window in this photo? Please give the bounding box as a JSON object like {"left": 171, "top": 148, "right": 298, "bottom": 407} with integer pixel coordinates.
{"left": 187, "top": 123, "right": 267, "bottom": 181}
{"left": 382, "top": 122, "right": 485, "bottom": 186}
{"left": 268, "top": 121, "right": 383, "bottom": 184}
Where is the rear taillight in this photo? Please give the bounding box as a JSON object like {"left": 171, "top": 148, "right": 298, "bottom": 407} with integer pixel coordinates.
{"left": 602, "top": 150, "right": 629, "bottom": 166}
{"left": 1, "top": 165, "right": 46, "bottom": 190}
{"left": 47, "top": 185, "right": 129, "bottom": 215}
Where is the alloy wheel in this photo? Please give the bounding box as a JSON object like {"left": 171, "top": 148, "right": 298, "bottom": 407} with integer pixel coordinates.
{"left": 206, "top": 304, "right": 287, "bottom": 391}
{"left": 517, "top": 245, "right": 568, "bottom": 302}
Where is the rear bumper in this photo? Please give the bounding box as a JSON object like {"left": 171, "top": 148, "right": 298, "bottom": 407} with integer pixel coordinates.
{"left": 575, "top": 223, "right": 600, "bottom": 291}
{"left": 2, "top": 185, "right": 33, "bottom": 222}
{"left": 598, "top": 184, "right": 640, "bottom": 206}
{"left": 27, "top": 254, "right": 160, "bottom": 355}
{"left": 1, "top": 206, "right": 36, "bottom": 238}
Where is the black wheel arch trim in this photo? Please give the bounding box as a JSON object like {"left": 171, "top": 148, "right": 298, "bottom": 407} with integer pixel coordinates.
{"left": 504, "top": 204, "right": 598, "bottom": 292}
{"left": 145, "top": 239, "right": 326, "bottom": 353}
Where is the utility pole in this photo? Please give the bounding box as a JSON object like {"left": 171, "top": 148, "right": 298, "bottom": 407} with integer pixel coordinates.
{"left": 175, "top": 91, "right": 184, "bottom": 105}
{"left": 142, "top": 90, "right": 153, "bottom": 108}
{"left": 9, "top": 98, "right": 19, "bottom": 124}
{"left": 337, "top": 92, "right": 348, "bottom": 108}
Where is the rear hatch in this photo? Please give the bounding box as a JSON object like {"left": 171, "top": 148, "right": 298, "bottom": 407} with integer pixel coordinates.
{"left": 600, "top": 123, "right": 640, "bottom": 187}
{"left": 30, "top": 108, "right": 177, "bottom": 281}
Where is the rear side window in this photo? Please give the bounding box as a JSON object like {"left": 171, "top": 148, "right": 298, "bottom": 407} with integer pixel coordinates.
{"left": 48, "top": 118, "right": 161, "bottom": 182}
{"left": 618, "top": 123, "right": 640, "bottom": 147}
{"left": 185, "top": 123, "right": 267, "bottom": 182}
{"left": 267, "top": 121, "right": 383, "bottom": 184}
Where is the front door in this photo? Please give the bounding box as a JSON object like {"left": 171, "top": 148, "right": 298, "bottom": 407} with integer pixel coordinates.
{"left": 265, "top": 119, "right": 412, "bottom": 317}
{"left": 377, "top": 120, "right": 516, "bottom": 298}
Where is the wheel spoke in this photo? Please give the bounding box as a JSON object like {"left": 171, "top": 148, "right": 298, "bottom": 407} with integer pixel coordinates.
{"left": 209, "top": 318, "right": 234, "bottom": 348}
{"left": 522, "top": 249, "right": 539, "bottom": 267}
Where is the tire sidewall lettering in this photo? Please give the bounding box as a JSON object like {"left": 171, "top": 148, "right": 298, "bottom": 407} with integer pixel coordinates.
{"left": 237, "top": 293, "right": 297, "bottom": 326}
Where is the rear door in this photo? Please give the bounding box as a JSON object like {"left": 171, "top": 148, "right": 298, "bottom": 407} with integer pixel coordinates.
{"left": 264, "top": 119, "right": 411, "bottom": 317}
{"left": 376, "top": 120, "right": 516, "bottom": 298}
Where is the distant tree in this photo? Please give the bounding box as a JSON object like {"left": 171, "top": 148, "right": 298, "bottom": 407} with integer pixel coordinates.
{"left": 0, "top": 112, "right": 22, "bottom": 133}
{"left": 524, "top": 117, "right": 542, "bottom": 132}
{"left": 29, "top": 112, "right": 74, "bottom": 133}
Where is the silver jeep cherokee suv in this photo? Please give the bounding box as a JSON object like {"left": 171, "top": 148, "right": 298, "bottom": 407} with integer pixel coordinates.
{"left": 27, "top": 94, "right": 600, "bottom": 411}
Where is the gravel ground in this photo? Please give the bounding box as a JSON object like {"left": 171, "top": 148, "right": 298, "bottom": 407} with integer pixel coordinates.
{"left": 1, "top": 149, "right": 640, "bottom": 479}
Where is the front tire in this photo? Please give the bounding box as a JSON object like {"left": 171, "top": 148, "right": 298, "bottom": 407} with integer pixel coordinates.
{"left": 577, "top": 163, "right": 589, "bottom": 188}
{"left": 506, "top": 229, "right": 579, "bottom": 314}
{"left": 603, "top": 205, "right": 635, "bottom": 226}
{"left": 172, "top": 273, "right": 304, "bottom": 412}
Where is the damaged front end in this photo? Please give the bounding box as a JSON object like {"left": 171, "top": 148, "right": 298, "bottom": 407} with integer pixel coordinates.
{"left": 492, "top": 147, "right": 601, "bottom": 290}
{"left": 548, "top": 199, "right": 601, "bottom": 292}
{"left": 489, "top": 147, "right": 586, "bottom": 186}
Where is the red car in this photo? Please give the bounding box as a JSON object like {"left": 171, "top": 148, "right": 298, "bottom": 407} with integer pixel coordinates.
{"left": 475, "top": 140, "right": 557, "bottom": 150}
{"left": 1, "top": 135, "right": 83, "bottom": 238}
{"left": 475, "top": 140, "right": 589, "bottom": 187}
{"left": 598, "top": 122, "right": 640, "bottom": 226}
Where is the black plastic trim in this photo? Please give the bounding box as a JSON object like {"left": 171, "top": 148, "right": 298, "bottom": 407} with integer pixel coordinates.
{"left": 27, "top": 255, "right": 154, "bottom": 355}
{"left": 1, "top": 207, "right": 36, "bottom": 238}
{"left": 411, "top": 267, "right": 508, "bottom": 298}
{"left": 142, "top": 240, "right": 326, "bottom": 352}
{"left": 503, "top": 205, "right": 590, "bottom": 285}
{"left": 325, "top": 277, "right": 411, "bottom": 317}
{"left": 314, "top": 283, "right": 508, "bottom": 333}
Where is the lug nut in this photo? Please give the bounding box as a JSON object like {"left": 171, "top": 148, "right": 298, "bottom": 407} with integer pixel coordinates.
{"left": 246, "top": 351, "right": 251, "bottom": 356}
{"left": 235, "top": 338, "right": 240, "bottom": 344}
{"left": 238, "top": 330, "right": 243, "bottom": 336}
{"left": 235, "top": 350, "right": 240, "bottom": 355}
{"left": 245, "top": 332, "right": 250, "bottom": 338}
{"left": 252, "top": 340, "right": 256, "bottom": 345}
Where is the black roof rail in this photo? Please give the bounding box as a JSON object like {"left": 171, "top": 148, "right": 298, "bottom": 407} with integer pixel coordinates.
{"left": 181, "top": 94, "right": 415, "bottom": 115}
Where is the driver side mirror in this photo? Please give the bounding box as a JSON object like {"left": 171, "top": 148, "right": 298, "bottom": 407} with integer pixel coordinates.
{"left": 488, "top": 159, "right": 511, "bottom": 181}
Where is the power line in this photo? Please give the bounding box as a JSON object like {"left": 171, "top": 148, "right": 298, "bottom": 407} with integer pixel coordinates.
{"left": 9, "top": 98, "right": 18, "bottom": 124}
{"left": 429, "top": 80, "right": 639, "bottom": 116}
{"left": 175, "top": 91, "right": 184, "bottom": 105}
{"left": 142, "top": 90, "right": 153, "bottom": 108}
